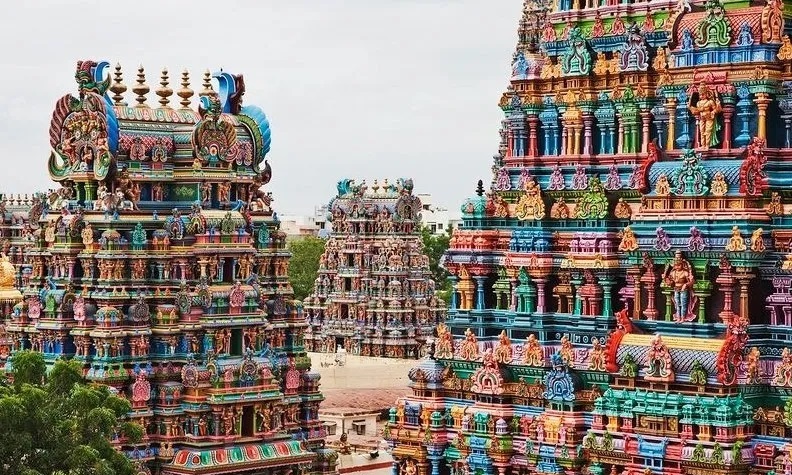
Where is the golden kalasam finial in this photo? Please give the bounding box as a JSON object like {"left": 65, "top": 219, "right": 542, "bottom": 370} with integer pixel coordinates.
{"left": 156, "top": 68, "right": 173, "bottom": 108}
{"left": 177, "top": 69, "right": 194, "bottom": 109}
{"left": 110, "top": 63, "right": 127, "bottom": 106}
{"left": 132, "top": 65, "right": 150, "bottom": 107}
{"left": 200, "top": 69, "right": 213, "bottom": 97}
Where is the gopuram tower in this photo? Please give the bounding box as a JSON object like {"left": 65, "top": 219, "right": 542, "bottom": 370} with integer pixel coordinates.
{"left": 388, "top": 2, "right": 792, "bottom": 475}
{"left": 3, "top": 60, "right": 337, "bottom": 475}
{"left": 303, "top": 178, "right": 446, "bottom": 358}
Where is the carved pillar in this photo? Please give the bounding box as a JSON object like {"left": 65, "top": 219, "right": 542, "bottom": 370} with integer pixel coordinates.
{"left": 561, "top": 124, "right": 569, "bottom": 155}
{"left": 474, "top": 276, "right": 486, "bottom": 310}
{"left": 571, "top": 275, "right": 583, "bottom": 315}
{"left": 722, "top": 101, "right": 734, "bottom": 150}
{"left": 755, "top": 93, "right": 771, "bottom": 140}
{"left": 617, "top": 117, "right": 625, "bottom": 154}
{"left": 528, "top": 116, "right": 540, "bottom": 157}
{"left": 607, "top": 126, "right": 615, "bottom": 154}
{"left": 601, "top": 277, "right": 614, "bottom": 317}
{"left": 736, "top": 273, "right": 753, "bottom": 321}
{"left": 641, "top": 111, "right": 651, "bottom": 153}
{"left": 716, "top": 266, "right": 735, "bottom": 324}
{"left": 535, "top": 277, "right": 546, "bottom": 313}
{"left": 641, "top": 265, "right": 658, "bottom": 320}
{"left": 573, "top": 124, "right": 582, "bottom": 155}
{"left": 510, "top": 278, "right": 518, "bottom": 311}
{"left": 629, "top": 266, "right": 642, "bottom": 320}
{"left": 507, "top": 129, "right": 514, "bottom": 157}
{"left": 583, "top": 115, "right": 594, "bottom": 155}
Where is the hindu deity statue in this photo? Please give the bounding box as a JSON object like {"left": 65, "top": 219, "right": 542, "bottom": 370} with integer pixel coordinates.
{"left": 725, "top": 226, "right": 747, "bottom": 252}
{"left": 663, "top": 251, "right": 697, "bottom": 322}
{"left": 767, "top": 191, "right": 784, "bottom": 215}
{"left": 459, "top": 328, "right": 479, "bottom": 361}
{"left": 618, "top": 226, "right": 639, "bottom": 252}
{"left": 515, "top": 177, "right": 546, "bottom": 220}
{"left": 655, "top": 174, "right": 671, "bottom": 196}
{"left": 614, "top": 197, "right": 631, "bottom": 219}
{"left": 550, "top": 198, "right": 570, "bottom": 219}
{"left": 494, "top": 330, "right": 513, "bottom": 364}
{"left": 750, "top": 228, "right": 766, "bottom": 252}
{"left": 710, "top": 171, "right": 728, "bottom": 196}
{"left": 645, "top": 334, "right": 674, "bottom": 381}
{"left": 689, "top": 83, "right": 722, "bottom": 149}
{"left": 523, "top": 334, "right": 544, "bottom": 366}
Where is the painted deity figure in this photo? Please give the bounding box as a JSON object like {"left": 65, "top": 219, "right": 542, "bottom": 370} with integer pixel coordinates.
{"left": 663, "top": 251, "right": 697, "bottom": 322}
{"left": 459, "top": 328, "right": 479, "bottom": 361}
{"left": 515, "top": 177, "right": 546, "bottom": 220}
{"left": 589, "top": 340, "right": 606, "bottom": 371}
{"left": 711, "top": 172, "right": 728, "bottom": 196}
{"left": 768, "top": 192, "right": 784, "bottom": 215}
{"left": 548, "top": 165, "right": 565, "bottom": 190}
{"left": 614, "top": 197, "right": 631, "bottom": 219}
{"left": 751, "top": 228, "right": 766, "bottom": 252}
{"left": 725, "top": 225, "right": 747, "bottom": 252}
{"left": 655, "top": 174, "right": 671, "bottom": 196}
{"left": 689, "top": 83, "right": 722, "bottom": 149}
{"left": 618, "top": 226, "right": 639, "bottom": 252}
{"left": 646, "top": 335, "right": 674, "bottom": 380}
{"left": 746, "top": 347, "right": 761, "bottom": 384}
{"left": 494, "top": 330, "right": 513, "bottom": 364}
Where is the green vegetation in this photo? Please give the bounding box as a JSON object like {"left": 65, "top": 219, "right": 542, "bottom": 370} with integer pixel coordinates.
{"left": 421, "top": 227, "right": 452, "bottom": 302}
{"left": 287, "top": 236, "right": 327, "bottom": 301}
{"left": 0, "top": 351, "right": 143, "bottom": 475}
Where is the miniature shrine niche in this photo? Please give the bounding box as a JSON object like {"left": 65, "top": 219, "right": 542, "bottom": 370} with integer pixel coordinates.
{"left": 389, "top": 1, "right": 792, "bottom": 475}
{"left": 303, "top": 178, "right": 446, "bottom": 359}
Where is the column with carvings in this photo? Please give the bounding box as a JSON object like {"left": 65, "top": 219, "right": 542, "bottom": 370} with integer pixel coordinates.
{"left": 721, "top": 92, "right": 735, "bottom": 150}
{"left": 640, "top": 110, "right": 652, "bottom": 153}
{"left": 583, "top": 114, "right": 594, "bottom": 155}
{"left": 716, "top": 258, "right": 735, "bottom": 324}
{"left": 640, "top": 258, "right": 659, "bottom": 320}
{"left": 675, "top": 90, "right": 691, "bottom": 149}
{"left": 734, "top": 84, "right": 753, "bottom": 148}
{"left": 474, "top": 276, "right": 487, "bottom": 310}
{"left": 448, "top": 275, "right": 458, "bottom": 311}
{"left": 535, "top": 276, "right": 547, "bottom": 313}
{"left": 736, "top": 272, "right": 753, "bottom": 321}
{"left": 527, "top": 115, "right": 540, "bottom": 157}
{"left": 755, "top": 92, "right": 771, "bottom": 141}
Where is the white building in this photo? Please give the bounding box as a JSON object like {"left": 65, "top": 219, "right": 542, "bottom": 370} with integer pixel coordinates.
{"left": 279, "top": 205, "right": 331, "bottom": 239}
{"left": 416, "top": 193, "right": 460, "bottom": 235}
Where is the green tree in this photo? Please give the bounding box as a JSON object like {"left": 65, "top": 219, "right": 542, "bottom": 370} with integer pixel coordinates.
{"left": 287, "top": 236, "right": 327, "bottom": 301}
{"left": 421, "top": 227, "right": 452, "bottom": 301}
{"left": 0, "top": 351, "right": 143, "bottom": 475}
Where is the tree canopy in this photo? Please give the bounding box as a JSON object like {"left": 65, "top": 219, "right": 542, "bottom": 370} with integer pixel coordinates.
{"left": 0, "top": 351, "right": 143, "bottom": 475}
{"left": 420, "top": 227, "right": 452, "bottom": 301}
{"left": 287, "top": 236, "right": 327, "bottom": 301}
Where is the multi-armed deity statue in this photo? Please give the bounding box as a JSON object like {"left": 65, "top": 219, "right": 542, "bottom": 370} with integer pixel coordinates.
{"left": 0, "top": 61, "right": 338, "bottom": 475}
{"left": 303, "top": 178, "right": 446, "bottom": 358}
{"left": 388, "top": 1, "right": 792, "bottom": 475}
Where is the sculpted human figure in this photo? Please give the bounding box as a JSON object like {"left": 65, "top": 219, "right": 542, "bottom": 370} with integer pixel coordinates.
{"left": 663, "top": 251, "right": 697, "bottom": 321}
{"left": 689, "top": 83, "right": 722, "bottom": 149}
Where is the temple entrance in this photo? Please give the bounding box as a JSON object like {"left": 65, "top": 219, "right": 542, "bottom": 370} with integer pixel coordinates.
{"left": 241, "top": 405, "right": 254, "bottom": 437}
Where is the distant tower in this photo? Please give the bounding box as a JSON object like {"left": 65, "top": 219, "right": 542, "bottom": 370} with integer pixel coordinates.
{"left": 303, "top": 178, "right": 446, "bottom": 359}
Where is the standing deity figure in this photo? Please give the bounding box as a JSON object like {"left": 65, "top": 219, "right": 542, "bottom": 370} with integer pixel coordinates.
{"left": 689, "top": 83, "right": 722, "bottom": 150}
{"left": 663, "top": 251, "right": 697, "bottom": 322}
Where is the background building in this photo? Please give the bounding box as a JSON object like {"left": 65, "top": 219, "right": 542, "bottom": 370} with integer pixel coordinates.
{"left": 416, "top": 193, "right": 461, "bottom": 235}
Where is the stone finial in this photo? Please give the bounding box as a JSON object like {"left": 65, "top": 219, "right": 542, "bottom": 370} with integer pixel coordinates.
{"left": 109, "top": 63, "right": 127, "bottom": 106}
{"left": 177, "top": 69, "right": 194, "bottom": 109}
{"left": 132, "top": 65, "right": 150, "bottom": 107}
{"left": 200, "top": 69, "right": 214, "bottom": 97}
{"left": 156, "top": 68, "right": 173, "bottom": 108}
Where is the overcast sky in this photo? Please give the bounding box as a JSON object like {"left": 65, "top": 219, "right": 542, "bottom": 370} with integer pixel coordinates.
{"left": 1, "top": 1, "right": 520, "bottom": 215}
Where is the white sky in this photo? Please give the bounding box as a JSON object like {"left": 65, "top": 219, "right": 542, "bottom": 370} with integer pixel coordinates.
{"left": 1, "top": 0, "right": 521, "bottom": 214}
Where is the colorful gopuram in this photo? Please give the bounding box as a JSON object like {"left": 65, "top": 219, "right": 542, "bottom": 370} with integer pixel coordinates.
{"left": 2, "top": 60, "right": 337, "bottom": 475}
{"left": 388, "top": 1, "right": 792, "bottom": 475}
{"left": 303, "top": 179, "right": 446, "bottom": 358}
